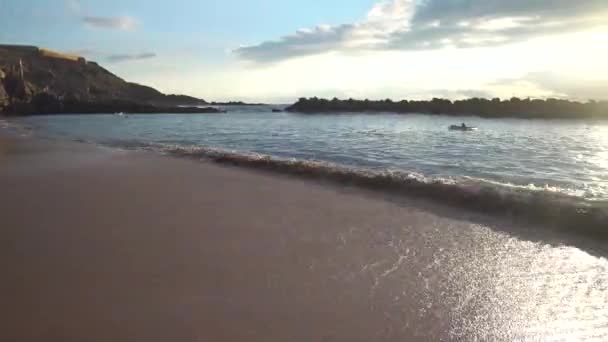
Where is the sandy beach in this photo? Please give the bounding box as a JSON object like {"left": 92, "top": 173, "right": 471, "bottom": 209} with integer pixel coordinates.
{"left": 2, "top": 132, "right": 608, "bottom": 341}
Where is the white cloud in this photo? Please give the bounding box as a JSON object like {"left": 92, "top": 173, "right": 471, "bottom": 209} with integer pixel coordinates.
{"left": 235, "top": 0, "right": 415, "bottom": 63}
{"left": 411, "top": 0, "right": 606, "bottom": 25}
{"left": 82, "top": 16, "right": 137, "bottom": 30}
{"left": 63, "top": 49, "right": 156, "bottom": 63}
{"left": 490, "top": 72, "right": 608, "bottom": 101}
{"left": 474, "top": 17, "right": 536, "bottom": 31}
{"left": 107, "top": 52, "right": 157, "bottom": 63}
{"left": 234, "top": 0, "right": 608, "bottom": 63}
{"left": 66, "top": 0, "right": 137, "bottom": 30}
{"left": 365, "top": 0, "right": 414, "bottom": 30}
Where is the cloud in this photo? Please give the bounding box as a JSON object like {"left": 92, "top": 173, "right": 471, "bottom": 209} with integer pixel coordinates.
{"left": 61, "top": 49, "right": 156, "bottom": 63}
{"left": 82, "top": 16, "right": 137, "bottom": 30}
{"left": 235, "top": 0, "right": 608, "bottom": 63}
{"left": 67, "top": 1, "right": 137, "bottom": 30}
{"left": 388, "top": 0, "right": 607, "bottom": 51}
{"left": 235, "top": 0, "right": 415, "bottom": 63}
{"left": 235, "top": 24, "right": 356, "bottom": 63}
{"left": 107, "top": 52, "right": 157, "bottom": 63}
{"left": 411, "top": 0, "right": 607, "bottom": 25}
{"left": 490, "top": 72, "right": 608, "bottom": 100}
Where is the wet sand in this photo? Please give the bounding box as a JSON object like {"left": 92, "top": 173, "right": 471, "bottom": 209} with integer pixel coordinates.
{"left": 1, "top": 134, "right": 608, "bottom": 341}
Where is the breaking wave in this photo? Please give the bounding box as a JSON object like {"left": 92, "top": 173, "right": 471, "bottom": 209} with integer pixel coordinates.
{"left": 0, "top": 119, "right": 33, "bottom": 137}
{"left": 104, "top": 140, "right": 608, "bottom": 236}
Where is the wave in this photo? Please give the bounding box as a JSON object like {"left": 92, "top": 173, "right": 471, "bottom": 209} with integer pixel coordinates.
{"left": 103, "top": 140, "right": 608, "bottom": 236}
{"left": 459, "top": 176, "right": 590, "bottom": 200}
{"left": 0, "top": 119, "right": 33, "bottom": 137}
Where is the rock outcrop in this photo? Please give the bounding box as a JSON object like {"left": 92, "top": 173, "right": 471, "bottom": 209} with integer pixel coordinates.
{"left": 0, "top": 69, "right": 7, "bottom": 109}
{"left": 0, "top": 45, "right": 213, "bottom": 115}
{"left": 286, "top": 97, "right": 608, "bottom": 119}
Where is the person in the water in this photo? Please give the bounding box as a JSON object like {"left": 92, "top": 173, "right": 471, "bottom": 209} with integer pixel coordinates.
{"left": 461, "top": 123, "right": 466, "bottom": 128}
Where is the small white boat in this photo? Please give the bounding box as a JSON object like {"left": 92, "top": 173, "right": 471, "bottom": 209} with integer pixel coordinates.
{"left": 449, "top": 125, "right": 477, "bottom": 131}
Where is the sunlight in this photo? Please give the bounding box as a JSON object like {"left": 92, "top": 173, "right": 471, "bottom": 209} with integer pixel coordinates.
{"left": 587, "top": 125, "right": 608, "bottom": 169}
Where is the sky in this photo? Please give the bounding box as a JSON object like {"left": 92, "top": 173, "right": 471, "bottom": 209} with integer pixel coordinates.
{"left": 0, "top": 0, "right": 607, "bottom": 102}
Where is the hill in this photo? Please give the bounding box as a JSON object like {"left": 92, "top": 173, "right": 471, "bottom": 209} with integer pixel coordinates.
{"left": 0, "top": 45, "right": 210, "bottom": 115}
{"left": 286, "top": 97, "right": 608, "bottom": 119}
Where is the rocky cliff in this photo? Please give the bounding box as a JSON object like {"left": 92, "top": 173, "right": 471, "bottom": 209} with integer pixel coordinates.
{"left": 0, "top": 45, "right": 209, "bottom": 115}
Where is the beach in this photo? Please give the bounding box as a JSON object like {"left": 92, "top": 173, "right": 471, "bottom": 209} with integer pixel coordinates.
{"left": 2, "top": 132, "right": 608, "bottom": 341}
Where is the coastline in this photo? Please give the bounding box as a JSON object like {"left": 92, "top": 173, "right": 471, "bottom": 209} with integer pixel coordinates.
{"left": 2, "top": 132, "right": 608, "bottom": 340}
{"left": 1, "top": 45, "right": 218, "bottom": 116}
{"left": 166, "top": 144, "right": 608, "bottom": 236}
{"left": 3, "top": 117, "right": 606, "bottom": 237}
{"left": 1, "top": 101, "right": 223, "bottom": 116}
{"left": 287, "top": 97, "right": 608, "bottom": 119}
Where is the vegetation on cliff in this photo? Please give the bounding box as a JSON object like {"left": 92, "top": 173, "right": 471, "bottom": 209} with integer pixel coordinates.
{"left": 286, "top": 97, "right": 608, "bottom": 119}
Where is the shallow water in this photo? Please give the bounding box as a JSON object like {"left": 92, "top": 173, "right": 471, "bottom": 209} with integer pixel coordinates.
{"left": 14, "top": 107, "right": 608, "bottom": 201}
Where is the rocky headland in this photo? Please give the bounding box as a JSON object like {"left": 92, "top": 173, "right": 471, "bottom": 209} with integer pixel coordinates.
{"left": 0, "top": 44, "right": 220, "bottom": 115}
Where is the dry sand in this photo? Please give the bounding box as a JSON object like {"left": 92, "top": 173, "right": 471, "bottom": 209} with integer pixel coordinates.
{"left": 2, "top": 134, "right": 608, "bottom": 341}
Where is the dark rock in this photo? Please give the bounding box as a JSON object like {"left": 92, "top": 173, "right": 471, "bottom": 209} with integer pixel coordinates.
{"left": 0, "top": 45, "right": 210, "bottom": 115}
{"left": 210, "top": 101, "right": 266, "bottom": 106}
{"left": 31, "top": 92, "right": 62, "bottom": 113}
{"left": 11, "top": 97, "right": 221, "bottom": 115}
{"left": 286, "top": 97, "right": 608, "bottom": 119}
{"left": 0, "top": 71, "right": 7, "bottom": 109}
{"left": 164, "top": 94, "right": 207, "bottom": 106}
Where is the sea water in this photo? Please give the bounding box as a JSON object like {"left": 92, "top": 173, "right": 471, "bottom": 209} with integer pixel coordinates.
{"left": 14, "top": 106, "right": 608, "bottom": 201}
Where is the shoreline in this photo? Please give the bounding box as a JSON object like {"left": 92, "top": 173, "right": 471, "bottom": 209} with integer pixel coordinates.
{"left": 2, "top": 132, "right": 608, "bottom": 340}
{"left": 1, "top": 103, "right": 224, "bottom": 116}
{"left": 3, "top": 125, "right": 606, "bottom": 238}
{"left": 104, "top": 139, "right": 608, "bottom": 238}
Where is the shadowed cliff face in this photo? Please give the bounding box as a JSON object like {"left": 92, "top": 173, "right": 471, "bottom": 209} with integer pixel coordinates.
{"left": 0, "top": 73, "right": 7, "bottom": 109}
{"left": 0, "top": 46, "right": 207, "bottom": 115}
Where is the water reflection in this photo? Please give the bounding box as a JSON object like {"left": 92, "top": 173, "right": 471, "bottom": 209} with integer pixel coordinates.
{"left": 323, "top": 202, "right": 608, "bottom": 340}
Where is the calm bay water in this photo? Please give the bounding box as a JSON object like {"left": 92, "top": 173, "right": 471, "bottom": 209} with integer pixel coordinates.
{"left": 14, "top": 106, "right": 608, "bottom": 201}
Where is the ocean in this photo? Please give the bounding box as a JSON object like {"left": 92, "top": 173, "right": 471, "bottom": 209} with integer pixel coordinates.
{"left": 8, "top": 105, "right": 608, "bottom": 230}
